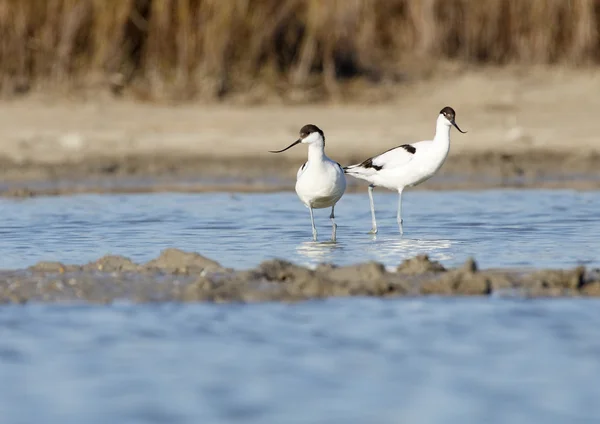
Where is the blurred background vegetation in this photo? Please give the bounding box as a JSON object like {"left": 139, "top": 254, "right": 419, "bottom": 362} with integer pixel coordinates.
{"left": 0, "top": 0, "right": 598, "bottom": 101}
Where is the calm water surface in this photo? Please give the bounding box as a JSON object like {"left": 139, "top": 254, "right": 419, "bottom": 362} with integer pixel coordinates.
{"left": 2, "top": 299, "right": 600, "bottom": 423}
{"left": 2, "top": 190, "right": 600, "bottom": 423}
{"left": 0, "top": 190, "right": 598, "bottom": 270}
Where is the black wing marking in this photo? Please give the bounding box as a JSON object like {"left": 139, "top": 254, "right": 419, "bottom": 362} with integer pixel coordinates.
{"left": 375, "top": 143, "right": 416, "bottom": 156}
{"left": 357, "top": 144, "right": 416, "bottom": 171}
{"left": 400, "top": 144, "right": 416, "bottom": 154}
{"left": 358, "top": 157, "right": 383, "bottom": 171}
{"left": 300, "top": 161, "right": 307, "bottom": 171}
{"left": 343, "top": 144, "right": 416, "bottom": 173}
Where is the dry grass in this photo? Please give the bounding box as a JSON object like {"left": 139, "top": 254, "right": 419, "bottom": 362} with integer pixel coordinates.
{"left": 0, "top": 0, "right": 599, "bottom": 101}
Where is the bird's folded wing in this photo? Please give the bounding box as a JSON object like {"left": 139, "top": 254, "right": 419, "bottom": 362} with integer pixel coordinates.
{"left": 367, "top": 143, "right": 417, "bottom": 170}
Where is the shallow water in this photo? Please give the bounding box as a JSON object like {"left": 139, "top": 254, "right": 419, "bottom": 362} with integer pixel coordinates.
{"left": 2, "top": 298, "right": 600, "bottom": 423}
{"left": 0, "top": 190, "right": 599, "bottom": 270}
{"left": 2, "top": 190, "right": 600, "bottom": 423}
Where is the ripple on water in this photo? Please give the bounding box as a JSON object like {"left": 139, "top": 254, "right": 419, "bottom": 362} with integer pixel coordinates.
{"left": 1, "top": 190, "right": 600, "bottom": 422}
{"left": 1, "top": 190, "right": 598, "bottom": 270}
{"left": 0, "top": 299, "right": 599, "bottom": 423}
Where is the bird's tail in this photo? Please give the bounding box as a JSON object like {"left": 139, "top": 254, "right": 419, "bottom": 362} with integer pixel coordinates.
{"left": 343, "top": 163, "right": 378, "bottom": 180}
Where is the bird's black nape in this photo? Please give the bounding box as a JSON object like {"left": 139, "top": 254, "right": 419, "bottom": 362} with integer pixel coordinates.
{"left": 439, "top": 106, "right": 456, "bottom": 121}
{"left": 268, "top": 123, "right": 326, "bottom": 153}
{"left": 299, "top": 124, "right": 324, "bottom": 138}
{"left": 439, "top": 106, "right": 467, "bottom": 133}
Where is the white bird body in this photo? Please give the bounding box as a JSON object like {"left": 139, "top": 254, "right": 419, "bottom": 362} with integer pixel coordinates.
{"left": 344, "top": 107, "right": 466, "bottom": 235}
{"left": 295, "top": 144, "right": 346, "bottom": 209}
{"left": 352, "top": 137, "right": 449, "bottom": 191}
{"left": 270, "top": 125, "right": 346, "bottom": 241}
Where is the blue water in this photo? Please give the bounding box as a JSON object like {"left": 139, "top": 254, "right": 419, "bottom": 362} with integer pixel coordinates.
{"left": 2, "top": 299, "right": 600, "bottom": 423}
{"left": 2, "top": 189, "right": 600, "bottom": 423}
{"left": 0, "top": 190, "right": 599, "bottom": 270}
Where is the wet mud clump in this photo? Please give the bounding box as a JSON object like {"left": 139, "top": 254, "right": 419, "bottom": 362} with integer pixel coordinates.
{"left": 1, "top": 250, "right": 600, "bottom": 304}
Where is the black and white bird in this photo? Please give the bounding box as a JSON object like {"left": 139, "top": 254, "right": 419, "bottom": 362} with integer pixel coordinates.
{"left": 344, "top": 106, "right": 467, "bottom": 235}
{"left": 270, "top": 124, "right": 346, "bottom": 241}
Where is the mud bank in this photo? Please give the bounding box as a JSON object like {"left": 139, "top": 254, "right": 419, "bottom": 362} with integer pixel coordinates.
{"left": 2, "top": 70, "right": 600, "bottom": 195}
{"left": 1, "top": 249, "right": 599, "bottom": 304}
{"left": 2, "top": 150, "right": 600, "bottom": 198}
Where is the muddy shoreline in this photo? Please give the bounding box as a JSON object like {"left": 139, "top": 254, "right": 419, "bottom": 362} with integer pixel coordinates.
{"left": 2, "top": 150, "right": 600, "bottom": 197}
{"left": 2, "top": 70, "right": 600, "bottom": 195}
{"left": 1, "top": 249, "right": 599, "bottom": 304}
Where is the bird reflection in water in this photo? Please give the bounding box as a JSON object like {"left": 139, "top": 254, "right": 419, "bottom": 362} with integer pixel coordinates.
{"left": 366, "top": 236, "right": 454, "bottom": 265}
{"left": 295, "top": 240, "right": 343, "bottom": 268}
{"left": 295, "top": 236, "right": 454, "bottom": 269}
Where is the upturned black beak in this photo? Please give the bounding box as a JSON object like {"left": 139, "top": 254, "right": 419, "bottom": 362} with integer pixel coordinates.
{"left": 269, "top": 139, "right": 302, "bottom": 153}
{"left": 452, "top": 120, "right": 467, "bottom": 134}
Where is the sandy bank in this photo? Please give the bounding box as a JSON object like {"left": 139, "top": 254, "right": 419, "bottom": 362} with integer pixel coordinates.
{"left": 1, "top": 69, "right": 600, "bottom": 195}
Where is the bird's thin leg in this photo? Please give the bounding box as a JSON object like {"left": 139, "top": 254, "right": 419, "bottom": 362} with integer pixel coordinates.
{"left": 368, "top": 185, "right": 378, "bottom": 234}
{"left": 397, "top": 188, "right": 404, "bottom": 236}
{"left": 309, "top": 206, "right": 318, "bottom": 241}
{"left": 330, "top": 205, "right": 337, "bottom": 241}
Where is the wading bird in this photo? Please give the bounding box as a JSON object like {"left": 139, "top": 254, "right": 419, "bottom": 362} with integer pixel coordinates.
{"left": 344, "top": 107, "right": 467, "bottom": 235}
{"left": 270, "top": 124, "right": 346, "bottom": 241}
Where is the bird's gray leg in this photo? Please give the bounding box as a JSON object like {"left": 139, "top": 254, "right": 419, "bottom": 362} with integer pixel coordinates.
{"left": 330, "top": 205, "right": 337, "bottom": 241}
{"left": 309, "top": 206, "right": 318, "bottom": 241}
{"left": 368, "top": 185, "right": 378, "bottom": 234}
{"left": 397, "top": 188, "right": 404, "bottom": 235}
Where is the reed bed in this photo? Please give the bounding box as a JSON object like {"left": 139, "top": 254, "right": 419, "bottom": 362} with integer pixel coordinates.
{"left": 0, "top": 0, "right": 599, "bottom": 100}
